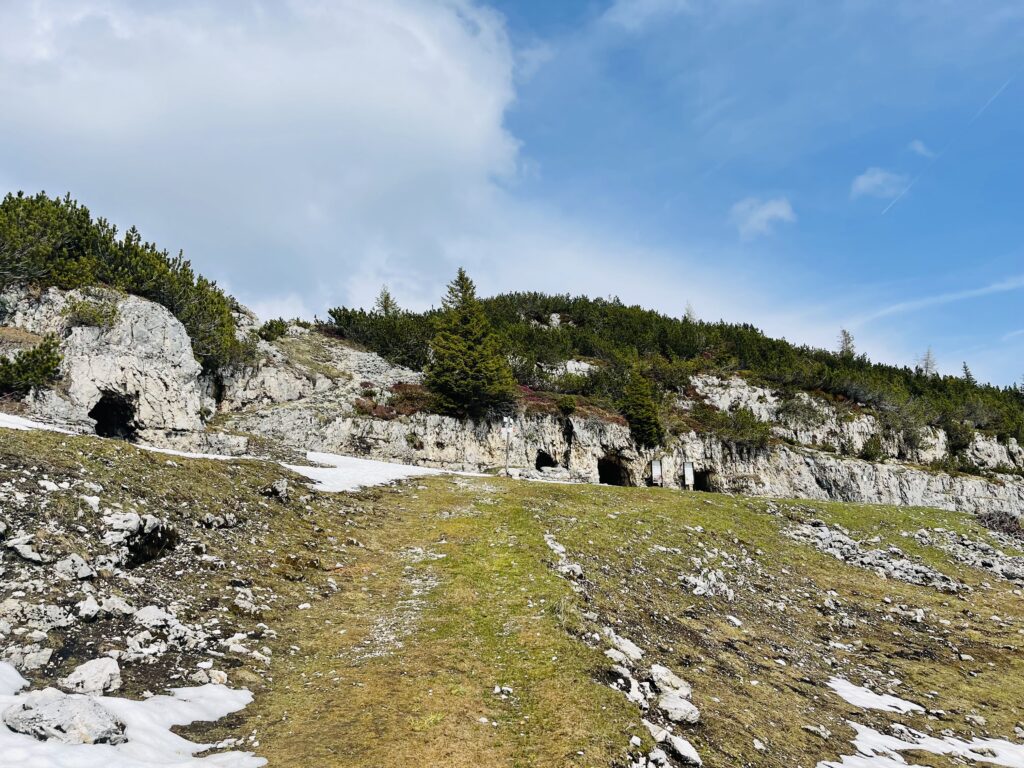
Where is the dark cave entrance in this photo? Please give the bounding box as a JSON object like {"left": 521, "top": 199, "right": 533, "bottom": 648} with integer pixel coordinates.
{"left": 535, "top": 450, "right": 558, "bottom": 471}
{"left": 692, "top": 470, "right": 714, "bottom": 492}
{"left": 597, "top": 456, "right": 629, "bottom": 486}
{"left": 89, "top": 392, "right": 138, "bottom": 440}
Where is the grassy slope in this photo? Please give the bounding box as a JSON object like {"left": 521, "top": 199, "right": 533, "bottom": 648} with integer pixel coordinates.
{"left": 2, "top": 428, "right": 1023, "bottom": 767}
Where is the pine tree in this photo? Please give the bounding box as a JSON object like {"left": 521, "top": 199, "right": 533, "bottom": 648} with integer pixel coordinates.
{"left": 620, "top": 366, "right": 664, "bottom": 448}
{"left": 919, "top": 347, "right": 937, "bottom": 377}
{"left": 424, "top": 268, "right": 516, "bottom": 418}
{"left": 838, "top": 329, "right": 855, "bottom": 358}
{"left": 373, "top": 285, "right": 399, "bottom": 317}
{"left": 684, "top": 302, "right": 698, "bottom": 323}
{"left": 961, "top": 362, "right": 976, "bottom": 386}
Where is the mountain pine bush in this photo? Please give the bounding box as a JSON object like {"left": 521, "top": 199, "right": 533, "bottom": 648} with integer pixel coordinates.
{"left": 327, "top": 290, "right": 1024, "bottom": 445}
{"left": 0, "top": 336, "right": 62, "bottom": 396}
{"left": 0, "top": 192, "right": 248, "bottom": 371}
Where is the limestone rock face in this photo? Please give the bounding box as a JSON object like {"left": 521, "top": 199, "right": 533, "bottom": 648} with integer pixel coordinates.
{"left": 212, "top": 331, "right": 421, "bottom": 414}
{"left": 7, "top": 284, "right": 1022, "bottom": 519}
{"left": 2, "top": 286, "right": 205, "bottom": 435}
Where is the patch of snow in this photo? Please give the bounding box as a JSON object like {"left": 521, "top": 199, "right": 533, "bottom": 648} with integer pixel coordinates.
{"left": 0, "top": 662, "right": 264, "bottom": 767}
{"left": 0, "top": 413, "right": 74, "bottom": 434}
{"left": 820, "top": 720, "right": 1024, "bottom": 768}
{"left": 1, "top": 415, "right": 449, "bottom": 493}
{"left": 283, "top": 451, "right": 446, "bottom": 492}
{"left": 827, "top": 678, "right": 924, "bottom": 714}
{"left": 135, "top": 444, "right": 240, "bottom": 461}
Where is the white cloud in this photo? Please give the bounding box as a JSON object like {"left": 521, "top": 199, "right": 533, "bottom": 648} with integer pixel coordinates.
{"left": 730, "top": 197, "right": 796, "bottom": 240}
{"left": 0, "top": 0, "right": 518, "bottom": 311}
{"left": 0, "top": 0, "right": 795, "bottom": 334}
{"left": 908, "top": 139, "right": 935, "bottom": 158}
{"left": 602, "top": 0, "right": 692, "bottom": 31}
{"left": 850, "top": 167, "right": 909, "bottom": 199}
{"left": 851, "top": 274, "right": 1024, "bottom": 326}
{"left": 242, "top": 293, "right": 318, "bottom": 324}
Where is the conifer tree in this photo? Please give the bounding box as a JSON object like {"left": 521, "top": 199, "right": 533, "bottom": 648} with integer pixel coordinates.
{"left": 620, "top": 365, "right": 664, "bottom": 447}
{"left": 919, "top": 347, "right": 938, "bottom": 377}
{"left": 962, "top": 362, "right": 976, "bottom": 386}
{"left": 373, "top": 285, "right": 399, "bottom": 317}
{"left": 424, "top": 268, "right": 516, "bottom": 417}
{"left": 838, "top": 329, "right": 855, "bottom": 358}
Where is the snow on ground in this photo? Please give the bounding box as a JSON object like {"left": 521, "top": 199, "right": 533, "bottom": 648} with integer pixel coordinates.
{"left": 0, "top": 413, "right": 74, "bottom": 434}
{"left": 0, "top": 662, "right": 264, "bottom": 768}
{"left": 136, "top": 444, "right": 241, "bottom": 461}
{"left": 0, "top": 416, "right": 450, "bottom": 490}
{"left": 821, "top": 677, "right": 1024, "bottom": 768}
{"left": 827, "top": 678, "right": 924, "bottom": 714}
{"left": 284, "top": 451, "right": 446, "bottom": 492}
{"left": 820, "top": 720, "right": 1024, "bottom": 768}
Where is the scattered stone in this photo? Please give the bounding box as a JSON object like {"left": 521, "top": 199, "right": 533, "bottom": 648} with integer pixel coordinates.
{"left": 649, "top": 664, "right": 693, "bottom": 699}
{"left": 604, "top": 628, "right": 644, "bottom": 662}
{"left": 5, "top": 535, "right": 46, "bottom": 564}
{"left": 76, "top": 595, "right": 100, "bottom": 621}
{"left": 100, "top": 596, "right": 136, "bottom": 617}
{"left": 262, "top": 479, "right": 289, "bottom": 502}
{"left": 803, "top": 724, "right": 831, "bottom": 740}
{"left": 54, "top": 553, "right": 96, "bottom": 580}
{"left": 58, "top": 657, "right": 122, "bottom": 695}
{"left": 789, "top": 521, "right": 963, "bottom": 593}
{"left": 658, "top": 690, "right": 701, "bottom": 724}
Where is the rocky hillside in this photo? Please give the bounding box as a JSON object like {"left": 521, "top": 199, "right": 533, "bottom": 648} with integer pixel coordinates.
{"left": 2, "top": 285, "right": 1024, "bottom": 766}
{"left": 1, "top": 285, "right": 1023, "bottom": 520}
{"left": 2, "top": 422, "right": 1024, "bottom": 767}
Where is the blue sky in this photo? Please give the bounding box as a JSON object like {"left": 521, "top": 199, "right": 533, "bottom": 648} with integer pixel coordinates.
{"left": 1, "top": 1, "right": 1022, "bottom": 384}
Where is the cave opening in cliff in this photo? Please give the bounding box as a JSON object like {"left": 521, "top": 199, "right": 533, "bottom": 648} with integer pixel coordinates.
{"left": 89, "top": 391, "right": 138, "bottom": 440}
{"left": 692, "top": 470, "right": 713, "bottom": 492}
{"left": 598, "top": 456, "right": 629, "bottom": 486}
{"left": 535, "top": 450, "right": 558, "bottom": 471}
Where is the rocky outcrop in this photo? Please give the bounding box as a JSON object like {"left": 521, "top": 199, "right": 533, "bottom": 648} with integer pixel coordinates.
{"left": 1, "top": 286, "right": 207, "bottom": 438}
{"left": 211, "top": 326, "right": 420, "bottom": 414}
{"left": 672, "top": 438, "right": 1024, "bottom": 517}
{"left": 688, "top": 375, "right": 1023, "bottom": 473}
{"left": 6, "top": 287, "right": 1022, "bottom": 518}
{"left": 229, "top": 392, "right": 1024, "bottom": 516}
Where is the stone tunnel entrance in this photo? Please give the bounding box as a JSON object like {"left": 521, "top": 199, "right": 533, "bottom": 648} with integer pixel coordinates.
{"left": 597, "top": 456, "right": 629, "bottom": 486}
{"left": 692, "top": 470, "right": 714, "bottom": 492}
{"left": 89, "top": 391, "right": 138, "bottom": 440}
{"left": 535, "top": 450, "right": 558, "bottom": 471}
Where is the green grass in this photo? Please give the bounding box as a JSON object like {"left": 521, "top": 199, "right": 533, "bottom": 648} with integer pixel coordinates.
{"left": 2, "top": 427, "right": 1023, "bottom": 767}
{"left": 274, "top": 332, "right": 351, "bottom": 382}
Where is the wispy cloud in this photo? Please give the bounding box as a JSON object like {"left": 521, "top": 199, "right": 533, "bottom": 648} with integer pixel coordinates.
{"left": 1002, "top": 328, "right": 1024, "bottom": 342}
{"left": 602, "top": 0, "right": 692, "bottom": 31}
{"left": 908, "top": 139, "right": 935, "bottom": 158}
{"left": 850, "top": 167, "right": 909, "bottom": 200}
{"left": 730, "top": 197, "right": 796, "bottom": 240}
{"left": 852, "top": 274, "right": 1024, "bottom": 326}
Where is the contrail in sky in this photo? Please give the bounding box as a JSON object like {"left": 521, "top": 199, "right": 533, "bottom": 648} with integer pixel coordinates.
{"left": 882, "top": 73, "right": 1016, "bottom": 215}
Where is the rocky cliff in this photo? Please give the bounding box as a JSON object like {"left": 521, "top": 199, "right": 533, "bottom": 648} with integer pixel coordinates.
{"left": 3, "top": 287, "right": 1023, "bottom": 518}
